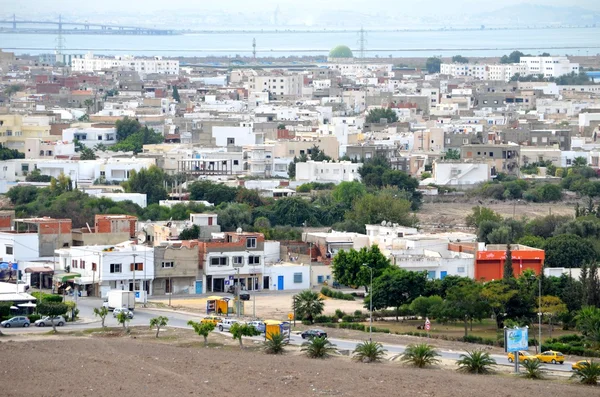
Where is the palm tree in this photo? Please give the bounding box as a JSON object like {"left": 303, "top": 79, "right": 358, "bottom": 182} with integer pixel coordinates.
{"left": 353, "top": 341, "right": 387, "bottom": 363}
{"left": 302, "top": 336, "right": 337, "bottom": 359}
{"left": 149, "top": 316, "right": 169, "bottom": 338}
{"left": 521, "top": 358, "right": 546, "bottom": 380}
{"left": 263, "top": 333, "right": 287, "bottom": 354}
{"left": 400, "top": 344, "right": 441, "bottom": 368}
{"left": 293, "top": 290, "right": 325, "bottom": 323}
{"left": 571, "top": 361, "right": 600, "bottom": 385}
{"left": 456, "top": 350, "right": 497, "bottom": 374}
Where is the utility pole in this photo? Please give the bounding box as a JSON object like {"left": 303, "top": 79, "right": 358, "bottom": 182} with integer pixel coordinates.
{"left": 252, "top": 38, "right": 256, "bottom": 61}
{"left": 236, "top": 267, "right": 240, "bottom": 318}
{"left": 143, "top": 247, "right": 147, "bottom": 307}
{"left": 132, "top": 250, "right": 137, "bottom": 310}
{"left": 538, "top": 274, "right": 542, "bottom": 351}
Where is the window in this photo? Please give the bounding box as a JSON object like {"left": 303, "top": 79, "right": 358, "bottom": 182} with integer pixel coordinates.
{"left": 233, "top": 160, "right": 239, "bottom": 165}
{"left": 233, "top": 256, "right": 244, "bottom": 266}
{"left": 92, "top": 263, "right": 97, "bottom": 271}
{"left": 457, "top": 267, "right": 465, "bottom": 273}
{"left": 161, "top": 261, "right": 174, "bottom": 268}
{"left": 427, "top": 271, "right": 436, "bottom": 280}
{"left": 100, "top": 171, "right": 105, "bottom": 176}
{"left": 293, "top": 273, "right": 303, "bottom": 283}
{"left": 248, "top": 256, "right": 260, "bottom": 265}
{"left": 130, "top": 262, "right": 143, "bottom": 271}
{"left": 80, "top": 260, "right": 85, "bottom": 270}
{"left": 210, "top": 257, "right": 227, "bottom": 266}
{"left": 246, "top": 237, "right": 257, "bottom": 248}
{"left": 566, "top": 159, "right": 572, "bottom": 166}
{"left": 5, "top": 245, "right": 12, "bottom": 255}
{"left": 21, "top": 164, "right": 29, "bottom": 172}
{"left": 227, "top": 138, "right": 235, "bottom": 145}
{"left": 110, "top": 263, "right": 121, "bottom": 273}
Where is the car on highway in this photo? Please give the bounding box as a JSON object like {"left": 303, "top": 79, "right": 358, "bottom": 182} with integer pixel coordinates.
{"left": 301, "top": 329, "right": 328, "bottom": 339}
{"left": 247, "top": 320, "right": 266, "bottom": 333}
{"left": 507, "top": 350, "right": 537, "bottom": 364}
{"left": 216, "top": 318, "right": 241, "bottom": 332}
{"left": 34, "top": 316, "right": 66, "bottom": 327}
{"left": 1, "top": 316, "right": 30, "bottom": 328}
{"left": 535, "top": 350, "right": 565, "bottom": 364}
{"left": 572, "top": 360, "right": 592, "bottom": 371}
{"left": 201, "top": 316, "right": 222, "bottom": 326}
{"left": 113, "top": 307, "right": 134, "bottom": 319}
{"left": 239, "top": 291, "right": 250, "bottom": 301}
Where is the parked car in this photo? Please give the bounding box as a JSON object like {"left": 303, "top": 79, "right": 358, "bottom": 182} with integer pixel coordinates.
{"left": 113, "top": 307, "right": 134, "bottom": 319}
{"left": 34, "top": 316, "right": 66, "bottom": 327}
{"left": 301, "top": 329, "right": 328, "bottom": 339}
{"left": 201, "top": 316, "right": 222, "bottom": 326}
{"left": 1, "top": 316, "right": 30, "bottom": 328}
{"left": 239, "top": 291, "right": 250, "bottom": 301}
{"left": 572, "top": 360, "right": 592, "bottom": 371}
{"left": 216, "top": 318, "right": 241, "bottom": 332}
{"left": 535, "top": 350, "right": 564, "bottom": 364}
{"left": 247, "top": 320, "right": 266, "bottom": 333}
{"left": 507, "top": 350, "right": 537, "bottom": 364}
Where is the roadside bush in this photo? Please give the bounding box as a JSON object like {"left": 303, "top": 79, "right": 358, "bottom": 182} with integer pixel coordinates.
{"left": 302, "top": 320, "right": 312, "bottom": 326}
{"left": 28, "top": 314, "right": 41, "bottom": 322}
{"left": 341, "top": 315, "right": 354, "bottom": 323}
{"left": 339, "top": 322, "right": 366, "bottom": 331}
{"left": 542, "top": 342, "right": 600, "bottom": 358}
{"left": 401, "top": 343, "right": 440, "bottom": 368}
{"left": 353, "top": 340, "right": 387, "bottom": 363}
{"left": 521, "top": 359, "right": 546, "bottom": 380}
{"left": 321, "top": 287, "right": 355, "bottom": 301}
{"left": 31, "top": 292, "right": 63, "bottom": 303}
{"left": 457, "top": 350, "right": 497, "bottom": 374}
{"left": 334, "top": 309, "right": 346, "bottom": 319}
{"left": 372, "top": 327, "right": 391, "bottom": 334}
{"left": 313, "top": 315, "right": 334, "bottom": 324}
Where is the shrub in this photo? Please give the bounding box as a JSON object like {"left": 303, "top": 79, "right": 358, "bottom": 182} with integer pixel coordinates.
{"left": 571, "top": 360, "right": 600, "bottom": 385}
{"left": 353, "top": 340, "right": 387, "bottom": 363}
{"left": 320, "top": 287, "right": 354, "bottom": 301}
{"left": 456, "top": 350, "right": 497, "bottom": 374}
{"left": 313, "top": 315, "right": 334, "bottom": 324}
{"left": 334, "top": 309, "right": 346, "bottom": 319}
{"left": 341, "top": 315, "right": 354, "bottom": 323}
{"left": 372, "top": 327, "right": 390, "bottom": 334}
{"left": 339, "top": 322, "right": 366, "bottom": 331}
{"left": 302, "top": 336, "right": 337, "bottom": 359}
{"left": 301, "top": 320, "right": 312, "bottom": 326}
{"left": 28, "top": 314, "right": 41, "bottom": 322}
{"left": 401, "top": 344, "right": 441, "bottom": 368}
{"left": 354, "top": 310, "right": 363, "bottom": 317}
{"left": 263, "top": 333, "right": 287, "bottom": 354}
{"left": 521, "top": 359, "right": 546, "bottom": 380}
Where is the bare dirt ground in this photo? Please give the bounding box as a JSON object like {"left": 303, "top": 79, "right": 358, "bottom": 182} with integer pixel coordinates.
{"left": 0, "top": 329, "right": 593, "bottom": 397}
{"left": 417, "top": 200, "right": 575, "bottom": 230}
{"left": 159, "top": 293, "right": 366, "bottom": 321}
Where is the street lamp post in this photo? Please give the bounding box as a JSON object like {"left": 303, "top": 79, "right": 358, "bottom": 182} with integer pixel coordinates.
{"left": 538, "top": 274, "right": 542, "bottom": 351}
{"left": 362, "top": 263, "right": 373, "bottom": 341}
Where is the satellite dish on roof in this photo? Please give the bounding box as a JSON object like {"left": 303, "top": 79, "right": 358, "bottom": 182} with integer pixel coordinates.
{"left": 236, "top": 227, "right": 243, "bottom": 233}
{"left": 381, "top": 220, "right": 386, "bottom": 226}
{"left": 137, "top": 232, "right": 147, "bottom": 244}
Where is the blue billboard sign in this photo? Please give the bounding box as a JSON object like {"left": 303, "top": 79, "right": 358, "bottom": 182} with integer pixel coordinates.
{"left": 505, "top": 327, "right": 528, "bottom": 352}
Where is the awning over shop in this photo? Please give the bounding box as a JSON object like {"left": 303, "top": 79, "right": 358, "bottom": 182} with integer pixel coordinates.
{"left": 25, "top": 267, "right": 54, "bottom": 274}
{"left": 74, "top": 277, "right": 94, "bottom": 285}
{"left": 53, "top": 273, "right": 81, "bottom": 282}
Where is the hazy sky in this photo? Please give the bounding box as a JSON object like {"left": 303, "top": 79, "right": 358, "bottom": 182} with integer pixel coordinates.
{"left": 2, "top": 0, "right": 600, "bottom": 14}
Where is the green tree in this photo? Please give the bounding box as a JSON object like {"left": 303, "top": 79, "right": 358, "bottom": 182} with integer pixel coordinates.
{"left": 466, "top": 206, "right": 503, "bottom": 227}
{"left": 188, "top": 180, "right": 238, "bottom": 206}
{"left": 4, "top": 84, "right": 24, "bottom": 96}
{"left": 331, "top": 181, "right": 366, "bottom": 210}
{"left": 332, "top": 245, "right": 391, "bottom": 292}
{"left": 574, "top": 157, "right": 589, "bottom": 167}
{"left": 79, "top": 147, "right": 97, "bottom": 160}
{"left": 353, "top": 340, "right": 387, "bottom": 363}
{"left": 188, "top": 320, "right": 216, "bottom": 346}
{"left": 116, "top": 310, "right": 131, "bottom": 333}
{"left": 178, "top": 225, "right": 200, "bottom": 240}
{"left": 443, "top": 148, "right": 460, "bottom": 160}
{"left": 539, "top": 296, "right": 566, "bottom": 338}
{"left": 36, "top": 302, "right": 68, "bottom": 333}
{"left": 216, "top": 202, "right": 253, "bottom": 231}
{"left": 172, "top": 85, "right": 181, "bottom": 102}
{"left": 575, "top": 306, "right": 600, "bottom": 347}
{"left": 25, "top": 169, "right": 52, "bottom": 182}
{"left": 272, "top": 196, "right": 316, "bottom": 227}
{"left": 400, "top": 344, "right": 440, "bottom": 368}
{"left": 93, "top": 306, "right": 109, "bottom": 328}
{"left": 115, "top": 117, "right": 142, "bottom": 141}
{"left": 410, "top": 295, "right": 443, "bottom": 319}
{"left": 121, "top": 165, "right": 168, "bottom": 205}
{"left": 503, "top": 244, "right": 514, "bottom": 280}
{"left": 425, "top": 57, "right": 441, "bottom": 73}
{"left": 345, "top": 191, "right": 415, "bottom": 231}
{"left": 481, "top": 281, "right": 517, "bottom": 329}
{"left": 301, "top": 336, "right": 337, "bottom": 358}
{"left": 365, "top": 108, "right": 398, "bottom": 124}
{"left": 500, "top": 51, "right": 525, "bottom": 64}
{"left": 149, "top": 316, "right": 169, "bottom": 338}
{"left": 452, "top": 55, "right": 469, "bottom": 64}
{"left": 437, "top": 281, "right": 487, "bottom": 336}
{"left": 369, "top": 267, "right": 428, "bottom": 320}
{"left": 544, "top": 234, "right": 597, "bottom": 268}
{"left": 0, "top": 144, "right": 25, "bottom": 160}
{"left": 293, "top": 290, "right": 325, "bottom": 323}
{"left": 456, "top": 350, "right": 497, "bottom": 374}
{"left": 230, "top": 322, "right": 261, "bottom": 349}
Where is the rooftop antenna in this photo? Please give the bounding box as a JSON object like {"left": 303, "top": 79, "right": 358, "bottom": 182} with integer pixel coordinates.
{"left": 252, "top": 38, "right": 256, "bottom": 61}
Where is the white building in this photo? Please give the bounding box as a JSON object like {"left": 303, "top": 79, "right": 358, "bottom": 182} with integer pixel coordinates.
{"left": 248, "top": 73, "right": 302, "bottom": 97}
{"left": 243, "top": 144, "right": 274, "bottom": 177}
{"left": 519, "top": 56, "right": 579, "bottom": 78}
{"left": 87, "top": 192, "right": 148, "bottom": 208}
{"left": 295, "top": 160, "right": 362, "bottom": 184}
{"left": 62, "top": 125, "right": 117, "bottom": 148}
{"left": 263, "top": 262, "right": 310, "bottom": 291}
{"left": 55, "top": 243, "right": 155, "bottom": 299}
{"left": 431, "top": 161, "right": 490, "bottom": 186}
{"left": 72, "top": 52, "right": 179, "bottom": 75}
{"left": 24, "top": 139, "right": 76, "bottom": 159}
{"left": 212, "top": 126, "right": 264, "bottom": 148}
{"left": 0, "top": 232, "right": 39, "bottom": 263}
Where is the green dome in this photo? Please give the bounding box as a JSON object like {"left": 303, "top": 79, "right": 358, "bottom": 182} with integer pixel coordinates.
{"left": 329, "top": 45, "right": 353, "bottom": 58}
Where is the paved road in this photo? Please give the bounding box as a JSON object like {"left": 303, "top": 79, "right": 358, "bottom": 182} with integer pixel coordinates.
{"left": 1, "top": 297, "right": 574, "bottom": 373}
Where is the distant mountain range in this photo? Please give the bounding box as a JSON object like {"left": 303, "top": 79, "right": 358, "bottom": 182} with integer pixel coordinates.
{"left": 475, "top": 5, "right": 600, "bottom": 26}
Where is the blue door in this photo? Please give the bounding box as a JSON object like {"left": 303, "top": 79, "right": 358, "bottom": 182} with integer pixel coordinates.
{"left": 440, "top": 271, "right": 447, "bottom": 280}
{"left": 277, "top": 275, "right": 284, "bottom": 290}
{"left": 195, "top": 280, "right": 203, "bottom": 294}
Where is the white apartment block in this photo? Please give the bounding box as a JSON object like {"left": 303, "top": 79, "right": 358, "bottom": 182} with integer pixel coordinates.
{"left": 248, "top": 74, "right": 302, "bottom": 97}
{"left": 72, "top": 52, "right": 179, "bottom": 75}
{"left": 295, "top": 160, "right": 362, "bottom": 184}
{"left": 62, "top": 125, "right": 117, "bottom": 148}
{"left": 326, "top": 63, "right": 393, "bottom": 77}
{"left": 441, "top": 56, "right": 578, "bottom": 82}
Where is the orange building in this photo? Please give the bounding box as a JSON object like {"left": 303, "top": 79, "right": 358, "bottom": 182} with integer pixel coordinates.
{"left": 475, "top": 244, "right": 544, "bottom": 281}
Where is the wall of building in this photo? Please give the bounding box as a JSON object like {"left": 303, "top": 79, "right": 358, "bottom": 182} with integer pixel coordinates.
{"left": 153, "top": 244, "right": 200, "bottom": 295}
{"left": 264, "top": 264, "right": 310, "bottom": 291}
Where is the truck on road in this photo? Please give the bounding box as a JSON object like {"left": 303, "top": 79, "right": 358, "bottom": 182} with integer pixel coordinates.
{"left": 104, "top": 290, "right": 135, "bottom": 311}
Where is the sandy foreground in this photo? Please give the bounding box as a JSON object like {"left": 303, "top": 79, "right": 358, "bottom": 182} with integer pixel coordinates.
{"left": 0, "top": 330, "right": 593, "bottom": 397}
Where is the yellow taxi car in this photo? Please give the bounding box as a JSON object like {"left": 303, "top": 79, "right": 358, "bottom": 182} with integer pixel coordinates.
{"left": 200, "top": 316, "right": 222, "bottom": 326}
{"left": 572, "top": 360, "right": 592, "bottom": 371}
{"left": 507, "top": 350, "right": 537, "bottom": 364}
{"left": 535, "top": 350, "right": 565, "bottom": 364}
